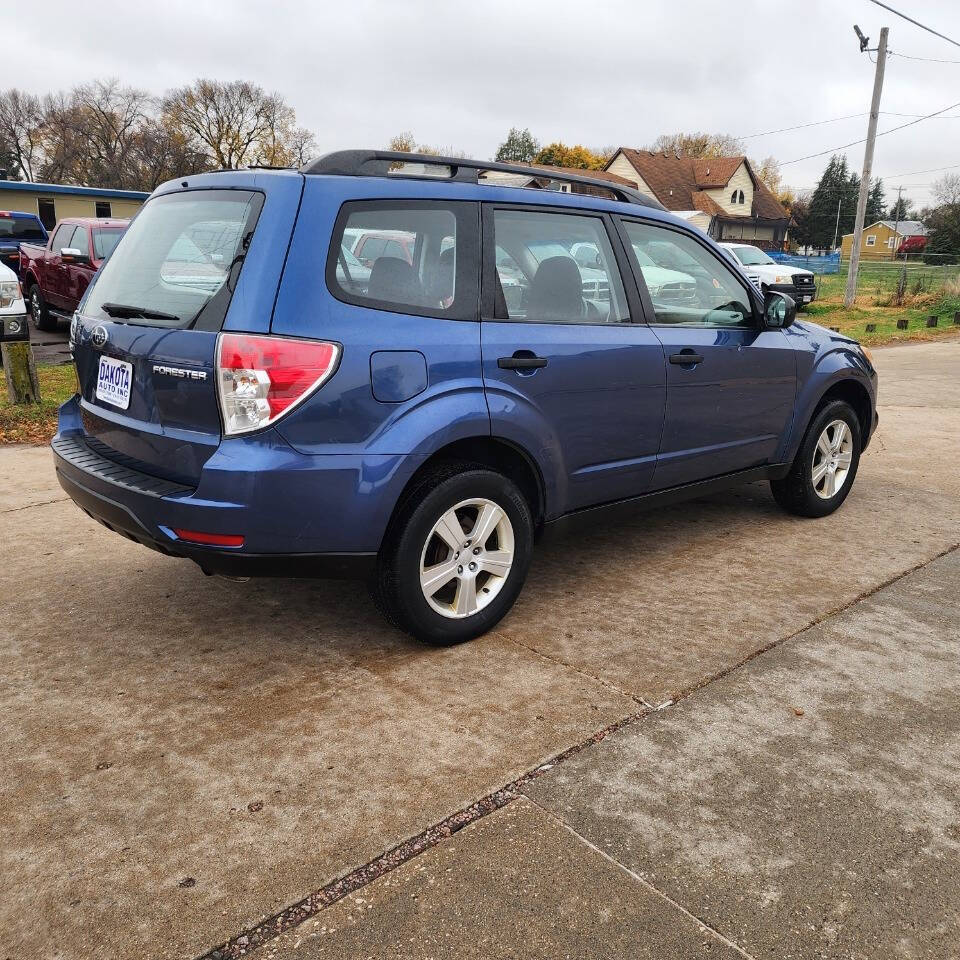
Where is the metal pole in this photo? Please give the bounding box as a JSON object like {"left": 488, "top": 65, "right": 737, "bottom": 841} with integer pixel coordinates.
{"left": 891, "top": 184, "right": 902, "bottom": 261}
{"left": 844, "top": 26, "right": 888, "bottom": 308}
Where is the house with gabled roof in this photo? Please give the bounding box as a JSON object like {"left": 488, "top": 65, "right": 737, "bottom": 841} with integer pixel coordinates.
{"left": 603, "top": 148, "right": 792, "bottom": 250}
{"left": 840, "top": 220, "right": 928, "bottom": 260}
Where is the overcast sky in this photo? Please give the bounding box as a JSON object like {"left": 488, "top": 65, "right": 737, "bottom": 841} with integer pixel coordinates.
{"left": 8, "top": 0, "right": 960, "bottom": 207}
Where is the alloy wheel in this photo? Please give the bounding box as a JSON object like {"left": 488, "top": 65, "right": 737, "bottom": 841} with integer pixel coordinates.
{"left": 812, "top": 419, "right": 854, "bottom": 499}
{"left": 419, "top": 497, "right": 515, "bottom": 619}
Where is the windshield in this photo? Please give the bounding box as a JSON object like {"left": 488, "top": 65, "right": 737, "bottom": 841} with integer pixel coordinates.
{"left": 733, "top": 245, "right": 774, "bottom": 266}
{"left": 92, "top": 227, "right": 124, "bottom": 260}
{"left": 0, "top": 216, "right": 46, "bottom": 242}
{"left": 84, "top": 190, "right": 262, "bottom": 328}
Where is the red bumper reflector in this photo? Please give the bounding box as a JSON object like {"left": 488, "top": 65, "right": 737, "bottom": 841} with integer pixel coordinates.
{"left": 172, "top": 529, "right": 245, "bottom": 547}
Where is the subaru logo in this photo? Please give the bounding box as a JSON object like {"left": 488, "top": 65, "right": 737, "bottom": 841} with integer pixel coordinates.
{"left": 91, "top": 325, "right": 108, "bottom": 349}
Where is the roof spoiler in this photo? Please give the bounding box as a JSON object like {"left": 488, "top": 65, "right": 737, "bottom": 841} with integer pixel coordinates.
{"left": 302, "top": 150, "right": 665, "bottom": 210}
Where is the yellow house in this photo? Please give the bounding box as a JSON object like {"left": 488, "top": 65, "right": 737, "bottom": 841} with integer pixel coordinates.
{"left": 0, "top": 179, "right": 148, "bottom": 231}
{"left": 840, "top": 220, "right": 928, "bottom": 261}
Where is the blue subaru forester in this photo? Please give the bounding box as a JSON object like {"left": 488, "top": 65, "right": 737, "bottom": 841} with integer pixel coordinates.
{"left": 54, "top": 150, "right": 878, "bottom": 644}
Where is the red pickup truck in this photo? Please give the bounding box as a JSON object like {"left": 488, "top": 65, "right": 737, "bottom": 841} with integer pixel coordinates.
{"left": 20, "top": 217, "right": 128, "bottom": 331}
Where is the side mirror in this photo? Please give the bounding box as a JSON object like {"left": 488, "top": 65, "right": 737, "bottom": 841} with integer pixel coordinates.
{"left": 61, "top": 247, "right": 89, "bottom": 265}
{"left": 763, "top": 290, "right": 796, "bottom": 329}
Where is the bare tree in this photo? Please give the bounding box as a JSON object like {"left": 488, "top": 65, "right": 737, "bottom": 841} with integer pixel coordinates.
{"left": 162, "top": 79, "right": 305, "bottom": 169}
{"left": 286, "top": 127, "right": 318, "bottom": 167}
{"left": 0, "top": 88, "right": 44, "bottom": 180}
{"left": 648, "top": 132, "right": 746, "bottom": 158}
{"left": 387, "top": 132, "right": 417, "bottom": 153}
{"left": 932, "top": 173, "right": 960, "bottom": 206}
{"left": 754, "top": 155, "right": 782, "bottom": 194}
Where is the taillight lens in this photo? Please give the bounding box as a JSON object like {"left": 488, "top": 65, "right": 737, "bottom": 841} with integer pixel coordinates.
{"left": 216, "top": 333, "right": 340, "bottom": 436}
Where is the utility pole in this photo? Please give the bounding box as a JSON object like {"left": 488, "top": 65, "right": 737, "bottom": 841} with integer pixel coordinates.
{"left": 832, "top": 195, "right": 843, "bottom": 252}
{"left": 844, "top": 25, "right": 889, "bottom": 307}
{"left": 891, "top": 184, "right": 903, "bottom": 261}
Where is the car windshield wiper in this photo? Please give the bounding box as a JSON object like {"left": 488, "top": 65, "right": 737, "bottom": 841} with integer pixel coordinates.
{"left": 100, "top": 302, "right": 181, "bottom": 322}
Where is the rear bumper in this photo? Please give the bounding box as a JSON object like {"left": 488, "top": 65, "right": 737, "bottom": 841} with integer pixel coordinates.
{"left": 53, "top": 396, "right": 420, "bottom": 578}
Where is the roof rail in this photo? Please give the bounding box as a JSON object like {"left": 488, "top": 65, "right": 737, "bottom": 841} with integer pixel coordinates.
{"left": 303, "top": 150, "right": 665, "bottom": 210}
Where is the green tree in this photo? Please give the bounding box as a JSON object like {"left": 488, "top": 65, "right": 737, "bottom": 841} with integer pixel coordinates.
{"left": 495, "top": 127, "right": 539, "bottom": 164}
{"left": 865, "top": 178, "right": 886, "bottom": 224}
{"left": 533, "top": 142, "right": 602, "bottom": 170}
{"left": 806, "top": 155, "right": 852, "bottom": 250}
{"left": 888, "top": 193, "right": 913, "bottom": 222}
{"left": 923, "top": 202, "right": 960, "bottom": 265}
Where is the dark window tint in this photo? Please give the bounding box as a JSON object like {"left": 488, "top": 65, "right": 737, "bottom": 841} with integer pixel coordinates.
{"left": 37, "top": 198, "right": 56, "bottom": 230}
{"left": 93, "top": 227, "right": 124, "bottom": 260}
{"left": 84, "top": 189, "right": 263, "bottom": 329}
{"left": 329, "top": 203, "right": 466, "bottom": 316}
{"left": 490, "top": 209, "right": 628, "bottom": 324}
{"left": 0, "top": 216, "right": 47, "bottom": 241}
{"left": 52, "top": 225, "right": 76, "bottom": 254}
{"left": 622, "top": 220, "right": 753, "bottom": 327}
{"left": 95, "top": 201, "right": 112, "bottom": 218}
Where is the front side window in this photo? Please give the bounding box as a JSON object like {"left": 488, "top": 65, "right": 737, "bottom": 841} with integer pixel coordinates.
{"left": 71, "top": 226, "right": 90, "bottom": 257}
{"left": 328, "top": 201, "right": 472, "bottom": 318}
{"left": 490, "top": 209, "right": 628, "bottom": 324}
{"left": 622, "top": 220, "right": 753, "bottom": 327}
{"left": 84, "top": 189, "right": 263, "bottom": 329}
{"left": 52, "top": 225, "right": 76, "bottom": 254}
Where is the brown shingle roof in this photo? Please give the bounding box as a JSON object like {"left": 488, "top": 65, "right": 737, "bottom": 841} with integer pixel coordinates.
{"left": 608, "top": 149, "right": 790, "bottom": 223}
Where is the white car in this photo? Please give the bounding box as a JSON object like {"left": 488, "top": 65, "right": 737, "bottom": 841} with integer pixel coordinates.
{"left": 0, "top": 261, "right": 29, "bottom": 338}
{"left": 572, "top": 241, "right": 697, "bottom": 304}
{"left": 719, "top": 243, "right": 817, "bottom": 307}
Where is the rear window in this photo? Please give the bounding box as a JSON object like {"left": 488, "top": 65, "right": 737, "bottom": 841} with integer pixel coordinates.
{"left": 93, "top": 227, "right": 124, "bottom": 260}
{"left": 84, "top": 190, "right": 263, "bottom": 329}
{"left": 0, "top": 216, "right": 46, "bottom": 241}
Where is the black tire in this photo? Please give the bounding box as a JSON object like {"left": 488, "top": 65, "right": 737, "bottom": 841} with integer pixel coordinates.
{"left": 771, "top": 399, "right": 862, "bottom": 518}
{"left": 29, "top": 285, "right": 56, "bottom": 332}
{"left": 372, "top": 461, "right": 534, "bottom": 645}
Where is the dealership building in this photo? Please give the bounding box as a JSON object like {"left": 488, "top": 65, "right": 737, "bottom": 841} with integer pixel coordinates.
{"left": 0, "top": 179, "right": 148, "bottom": 230}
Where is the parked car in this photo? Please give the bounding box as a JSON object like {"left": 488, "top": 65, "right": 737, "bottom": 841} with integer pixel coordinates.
{"left": 0, "top": 260, "right": 27, "bottom": 330}
{"left": 20, "top": 218, "right": 128, "bottom": 331}
{"left": 53, "top": 152, "right": 878, "bottom": 645}
{"left": 719, "top": 242, "right": 818, "bottom": 306}
{"left": 0, "top": 211, "right": 48, "bottom": 278}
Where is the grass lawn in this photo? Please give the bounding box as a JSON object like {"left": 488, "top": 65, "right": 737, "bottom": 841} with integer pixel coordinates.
{"left": 0, "top": 364, "right": 77, "bottom": 444}
{"left": 806, "top": 262, "right": 960, "bottom": 346}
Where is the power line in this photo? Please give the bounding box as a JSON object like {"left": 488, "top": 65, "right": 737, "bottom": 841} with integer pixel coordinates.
{"left": 781, "top": 99, "right": 960, "bottom": 165}
{"left": 889, "top": 50, "right": 960, "bottom": 64}
{"left": 866, "top": 1, "right": 960, "bottom": 49}
{"left": 884, "top": 161, "right": 960, "bottom": 178}
{"left": 739, "top": 110, "right": 960, "bottom": 141}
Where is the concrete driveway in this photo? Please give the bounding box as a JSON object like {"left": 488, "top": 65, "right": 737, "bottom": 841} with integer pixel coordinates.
{"left": 1, "top": 340, "right": 958, "bottom": 960}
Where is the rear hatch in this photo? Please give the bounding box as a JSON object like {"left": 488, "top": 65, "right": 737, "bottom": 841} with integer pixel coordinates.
{"left": 72, "top": 177, "right": 299, "bottom": 485}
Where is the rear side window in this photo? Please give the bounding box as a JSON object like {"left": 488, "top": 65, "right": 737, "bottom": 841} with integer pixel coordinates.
{"left": 327, "top": 201, "right": 478, "bottom": 321}
{"left": 84, "top": 189, "right": 264, "bottom": 329}
{"left": 93, "top": 228, "right": 124, "bottom": 260}
{"left": 489, "top": 209, "right": 629, "bottom": 324}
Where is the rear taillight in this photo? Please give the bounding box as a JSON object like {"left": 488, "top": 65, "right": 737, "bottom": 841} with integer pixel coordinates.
{"left": 216, "top": 333, "right": 340, "bottom": 436}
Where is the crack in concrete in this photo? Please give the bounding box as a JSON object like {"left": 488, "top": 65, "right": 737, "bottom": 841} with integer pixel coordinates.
{"left": 196, "top": 541, "right": 960, "bottom": 960}
{"left": 0, "top": 495, "right": 68, "bottom": 515}
{"left": 522, "top": 793, "right": 760, "bottom": 960}
{"left": 493, "top": 629, "right": 654, "bottom": 709}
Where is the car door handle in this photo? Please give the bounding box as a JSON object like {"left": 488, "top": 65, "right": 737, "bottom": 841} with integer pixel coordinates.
{"left": 498, "top": 355, "right": 548, "bottom": 370}
{"left": 669, "top": 351, "right": 704, "bottom": 365}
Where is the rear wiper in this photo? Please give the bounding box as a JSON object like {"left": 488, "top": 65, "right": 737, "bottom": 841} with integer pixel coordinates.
{"left": 101, "top": 302, "right": 181, "bottom": 322}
